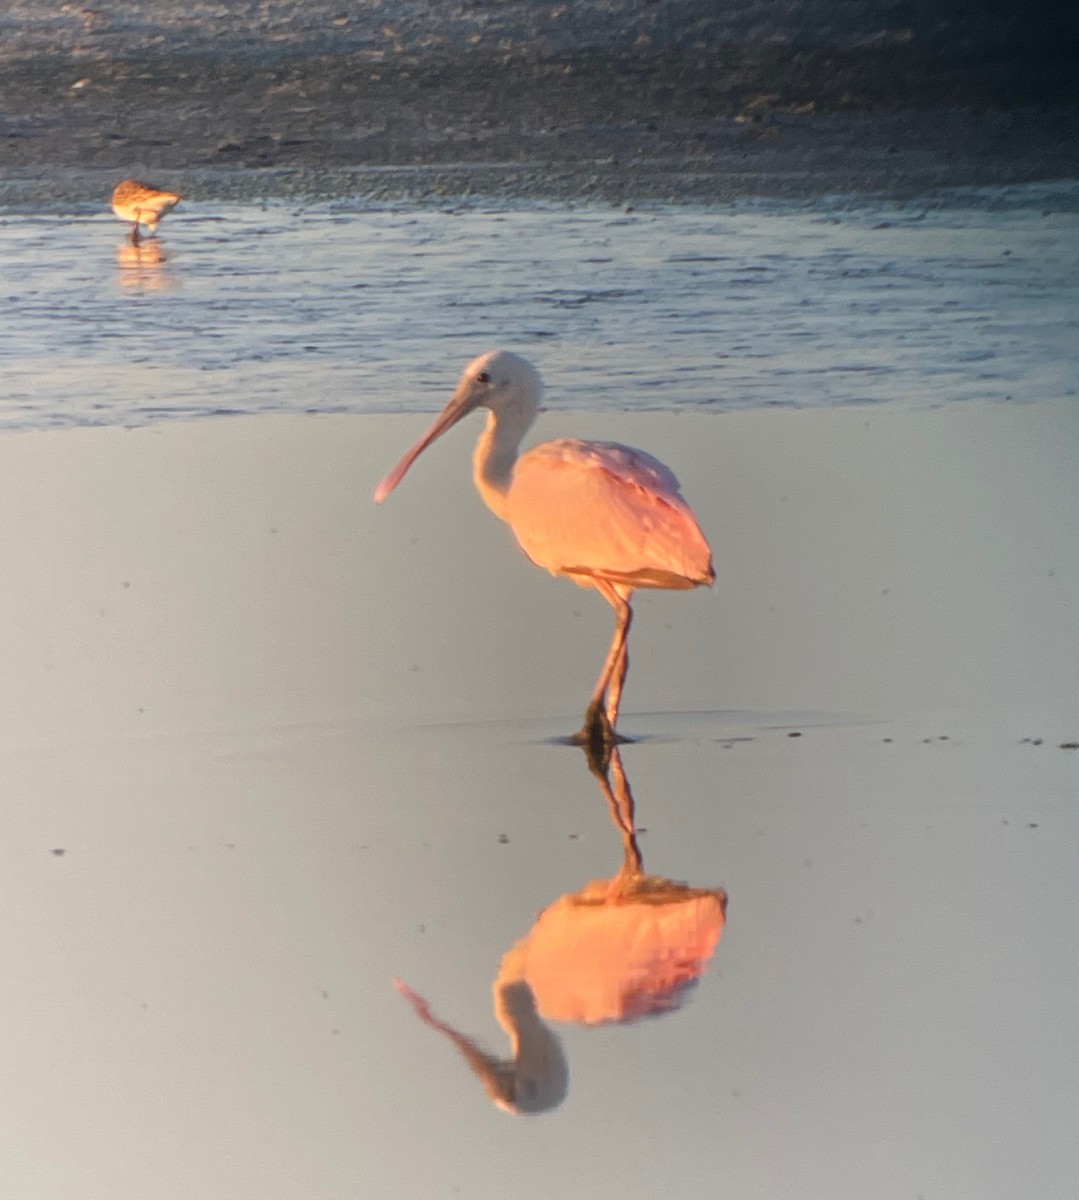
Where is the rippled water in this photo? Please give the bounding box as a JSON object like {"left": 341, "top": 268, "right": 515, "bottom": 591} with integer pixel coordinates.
{"left": 1, "top": 184, "right": 1077, "bottom": 430}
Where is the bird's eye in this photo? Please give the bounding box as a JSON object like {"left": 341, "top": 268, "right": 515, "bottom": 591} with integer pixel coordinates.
{"left": 476, "top": 370, "right": 491, "bottom": 384}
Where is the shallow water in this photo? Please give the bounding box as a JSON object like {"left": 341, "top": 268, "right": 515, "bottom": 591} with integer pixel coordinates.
{"left": 1, "top": 405, "right": 1077, "bottom": 1200}
{"left": 2, "top": 185, "right": 1078, "bottom": 1200}
{"left": 1, "top": 184, "right": 1077, "bottom": 430}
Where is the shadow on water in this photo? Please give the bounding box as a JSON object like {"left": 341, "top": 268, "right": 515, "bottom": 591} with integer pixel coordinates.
{"left": 394, "top": 744, "right": 728, "bottom": 1115}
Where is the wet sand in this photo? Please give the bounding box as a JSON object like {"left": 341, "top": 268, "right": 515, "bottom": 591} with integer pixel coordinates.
{"left": 1, "top": 403, "right": 1076, "bottom": 1196}
{"left": 1, "top": 0, "right": 1077, "bottom": 206}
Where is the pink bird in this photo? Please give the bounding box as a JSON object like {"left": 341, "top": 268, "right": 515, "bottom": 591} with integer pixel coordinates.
{"left": 374, "top": 350, "right": 714, "bottom": 749}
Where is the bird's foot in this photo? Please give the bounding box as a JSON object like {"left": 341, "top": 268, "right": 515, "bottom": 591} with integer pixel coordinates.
{"left": 569, "top": 703, "right": 631, "bottom": 768}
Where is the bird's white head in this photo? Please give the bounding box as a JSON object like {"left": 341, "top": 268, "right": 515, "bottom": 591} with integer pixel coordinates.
{"left": 457, "top": 349, "right": 543, "bottom": 416}
{"left": 373, "top": 349, "right": 544, "bottom": 504}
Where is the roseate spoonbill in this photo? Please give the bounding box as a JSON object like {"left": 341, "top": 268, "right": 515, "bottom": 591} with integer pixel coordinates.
{"left": 373, "top": 350, "right": 714, "bottom": 747}
{"left": 110, "top": 179, "right": 181, "bottom": 243}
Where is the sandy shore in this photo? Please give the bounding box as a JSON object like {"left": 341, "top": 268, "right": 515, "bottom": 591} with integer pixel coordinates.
{"left": 2, "top": 0, "right": 1077, "bottom": 205}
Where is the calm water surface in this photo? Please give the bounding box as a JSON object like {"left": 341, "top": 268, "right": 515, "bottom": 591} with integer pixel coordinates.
{"left": 1, "top": 182, "right": 1077, "bottom": 429}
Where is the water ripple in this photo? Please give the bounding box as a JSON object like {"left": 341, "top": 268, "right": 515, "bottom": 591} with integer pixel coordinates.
{"left": 0, "top": 189, "right": 1076, "bottom": 430}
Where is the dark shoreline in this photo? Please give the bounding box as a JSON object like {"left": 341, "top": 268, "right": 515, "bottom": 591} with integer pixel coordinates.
{"left": 1, "top": 0, "right": 1076, "bottom": 206}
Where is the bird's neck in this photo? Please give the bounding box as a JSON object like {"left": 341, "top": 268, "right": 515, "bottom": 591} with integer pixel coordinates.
{"left": 472, "top": 407, "right": 532, "bottom": 522}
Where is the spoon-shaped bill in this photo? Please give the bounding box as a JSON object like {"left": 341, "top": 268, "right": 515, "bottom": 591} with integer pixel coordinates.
{"left": 373, "top": 387, "right": 477, "bottom": 504}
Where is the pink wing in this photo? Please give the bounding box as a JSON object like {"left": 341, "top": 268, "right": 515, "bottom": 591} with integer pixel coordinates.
{"left": 505, "top": 439, "right": 714, "bottom": 589}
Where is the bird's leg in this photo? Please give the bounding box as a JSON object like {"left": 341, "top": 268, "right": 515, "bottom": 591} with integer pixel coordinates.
{"left": 130, "top": 221, "right": 141, "bottom": 245}
{"left": 572, "top": 582, "right": 633, "bottom": 749}
{"left": 599, "top": 583, "right": 633, "bottom": 734}
{"left": 604, "top": 637, "right": 630, "bottom": 730}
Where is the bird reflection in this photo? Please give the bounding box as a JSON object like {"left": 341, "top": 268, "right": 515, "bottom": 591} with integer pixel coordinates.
{"left": 115, "top": 239, "right": 179, "bottom": 292}
{"left": 395, "top": 976, "right": 568, "bottom": 1115}
{"left": 395, "top": 746, "right": 728, "bottom": 1114}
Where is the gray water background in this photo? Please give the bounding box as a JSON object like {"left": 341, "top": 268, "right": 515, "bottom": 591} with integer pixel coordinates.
{"left": 2, "top": 181, "right": 1077, "bottom": 431}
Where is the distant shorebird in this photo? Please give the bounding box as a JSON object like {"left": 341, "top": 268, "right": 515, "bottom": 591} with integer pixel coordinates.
{"left": 110, "top": 179, "right": 181, "bottom": 243}
{"left": 374, "top": 350, "right": 714, "bottom": 749}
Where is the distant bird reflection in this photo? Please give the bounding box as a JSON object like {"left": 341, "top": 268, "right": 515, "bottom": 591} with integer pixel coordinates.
{"left": 374, "top": 350, "right": 713, "bottom": 751}
{"left": 115, "top": 239, "right": 178, "bottom": 292}
{"left": 395, "top": 745, "right": 728, "bottom": 1114}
